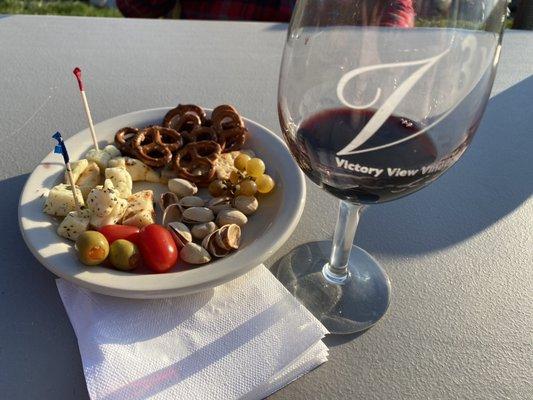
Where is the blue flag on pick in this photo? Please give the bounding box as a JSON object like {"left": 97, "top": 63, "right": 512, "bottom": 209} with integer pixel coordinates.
{"left": 52, "top": 131, "right": 70, "bottom": 164}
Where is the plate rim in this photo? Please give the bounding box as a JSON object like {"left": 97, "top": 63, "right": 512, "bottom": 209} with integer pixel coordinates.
{"left": 18, "top": 107, "right": 306, "bottom": 298}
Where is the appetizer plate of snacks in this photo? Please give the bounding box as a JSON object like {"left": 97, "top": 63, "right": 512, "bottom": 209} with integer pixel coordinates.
{"left": 19, "top": 105, "right": 306, "bottom": 298}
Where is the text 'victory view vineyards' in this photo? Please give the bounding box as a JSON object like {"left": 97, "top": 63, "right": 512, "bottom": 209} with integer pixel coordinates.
{"left": 285, "top": 108, "right": 466, "bottom": 203}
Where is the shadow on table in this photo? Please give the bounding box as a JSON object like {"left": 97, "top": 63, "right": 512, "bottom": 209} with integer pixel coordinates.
{"left": 270, "top": 247, "right": 383, "bottom": 346}
{"left": 0, "top": 173, "right": 90, "bottom": 399}
{"left": 356, "top": 75, "right": 533, "bottom": 256}
{"left": 323, "top": 329, "right": 368, "bottom": 347}
{"left": 264, "top": 22, "right": 288, "bottom": 31}
{"left": 270, "top": 260, "right": 369, "bottom": 347}
{"left": 100, "top": 298, "right": 290, "bottom": 400}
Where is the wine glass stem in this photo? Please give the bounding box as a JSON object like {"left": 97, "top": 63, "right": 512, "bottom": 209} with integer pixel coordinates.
{"left": 322, "top": 200, "right": 364, "bottom": 285}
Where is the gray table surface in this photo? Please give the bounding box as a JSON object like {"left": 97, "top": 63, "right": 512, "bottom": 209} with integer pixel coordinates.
{"left": 0, "top": 15, "right": 532, "bottom": 400}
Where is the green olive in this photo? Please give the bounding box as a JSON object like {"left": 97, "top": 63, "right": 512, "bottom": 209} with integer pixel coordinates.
{"left": 109, "top": 239, "right": 141, "bottom": 271}
{"left": 76, "top": 231, "right": 109, "bottom": 266}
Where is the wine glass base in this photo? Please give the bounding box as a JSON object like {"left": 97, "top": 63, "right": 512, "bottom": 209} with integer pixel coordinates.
{"left": 274, "top": 241, "right": 391, "bottom": 334}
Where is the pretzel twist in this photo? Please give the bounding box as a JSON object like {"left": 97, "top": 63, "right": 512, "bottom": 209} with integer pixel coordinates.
{"left": 133, "top": 126, "right": 183, "bottom": 167}
{"left": 183, "top": 126, "right": 218, "bottom": 144}
{"left": 114, "top": 127, "right": 139, "bottom": 156}
{"left": 173, "top": 141, "right": 222, "bottom": 185}
{"left": 163, "top": 104, "right": 206, "bottom": 131}
{"left": 211, "top": 108, "right": 244, "bottom": 132}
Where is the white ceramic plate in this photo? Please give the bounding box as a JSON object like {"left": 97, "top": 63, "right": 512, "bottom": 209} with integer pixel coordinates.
{"left": 19, "top": 108, "right": 305, "bottom": 298}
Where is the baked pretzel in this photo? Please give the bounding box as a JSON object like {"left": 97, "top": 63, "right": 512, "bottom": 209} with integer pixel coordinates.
{"left": 212, "top": 104, "right": 237, "bottom": 118}
{"left": 217, "top": 127, "right": 247, "bottom": 152}
{"left": 173, "top": 141, "right": 221, "bottom": 185}
{"left": 166, "top": 113, "right": 202, "bottom": 133}
{"left": 163, "top": 104, "right": 206, "bottom": 130}
{"left": 133, "top": 126, "right": 183, "bottom": 167}
{"left": 183, "top": 127, "right": 218, "bottom": 144}
{"left": 211, "top": 108, "right": 244, "bottom": 132}
{"left": 114, "top": 127, "right": 139, "bottom": 156}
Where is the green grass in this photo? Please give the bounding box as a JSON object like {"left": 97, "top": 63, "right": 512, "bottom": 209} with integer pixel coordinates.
{"left": 0, "top": 0, "right": 122, "bottom": 17}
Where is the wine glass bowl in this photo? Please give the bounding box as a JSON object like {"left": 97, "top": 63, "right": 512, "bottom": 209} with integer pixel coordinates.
{"left": 277, "top": 0, "right": 508, "bottom": 333}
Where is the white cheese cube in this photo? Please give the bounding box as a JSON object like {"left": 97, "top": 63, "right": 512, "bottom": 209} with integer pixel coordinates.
{"left": 108, "top": 157, "right": 161, "bottom": 183}
{"left": 105, "top": 167, "right": 132, "bottom": 199}
{"left": 86, "top": 149, "right": 112, "bottom": 171}
{"left": 43, "top": 184, "right": 85, "bottom": 217}
{"left": 77, "top": 161, "right": 100, "bottom": 188}
{"left": 86, "top": 179, "right": 119, "bottom": 217}
{"left": 103, "top": 144, "right": 121, "bottom": 158}
{"left": 89, "top": 197, "right": 128, "bottom": 228}
{"left": 64, "top": 159, "right": 88, "bottom": 184}
{"left": 57, "top": 209, "right": 90, "bottom": 241}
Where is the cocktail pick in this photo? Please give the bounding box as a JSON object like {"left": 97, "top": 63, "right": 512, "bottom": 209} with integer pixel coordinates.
{"left": 53, "top": 131, "right": 81, "bottom": 212}
{"left": 73, "top": 67, "right": 99, "bottom": 151}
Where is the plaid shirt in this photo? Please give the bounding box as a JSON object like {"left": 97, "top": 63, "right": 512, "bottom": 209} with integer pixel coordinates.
{"left": 382, "top": 0, "right": 415, "bottom": 27}
{"left": 117, "top": 0, "right": 295, "bottom": 21}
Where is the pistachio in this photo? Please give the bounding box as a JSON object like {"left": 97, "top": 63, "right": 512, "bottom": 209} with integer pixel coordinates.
{"left": 203, "top": 231, "right": 228, "bottom": 258}
{"left": 168, "top": 178, "right": 198, "bottom": 198}
{"left": 219, "top": 224, "right": 241, "bottom": 250}
{"left": 180, "top": 243, "right": 211, "bottom": 264}
{"left": 191, "top": 221, "right": 217, "bottom": 240}
{"left": 213, "top": 225, "right": 231, "bottom": 251}
{"left": 180, "top": 196, "right": 205, "bottom": 208}
{"left": 160, "top": 192, "right": 180, "bottom": 212}
{"left": 232, "top": 195, "right": 258, "bottom": 216}
{"left": 207, "top": 196, "right": 232, "bottom": 214}
{"left": 216, "top": 208, "right": 247, "bottom": 227}
{"left": 168, "top": 222, "right": 192, "bottom": 248}
{"left": 182, "top": 207, "right": 214, "bottom": 224}
{"left": 162, "top": 203, "right": 183, "bottom": 227}
{"left": 202, "top": 224, "right": 241, "bottom": 258}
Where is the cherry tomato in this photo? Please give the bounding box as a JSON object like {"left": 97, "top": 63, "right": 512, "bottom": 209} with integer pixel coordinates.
{"left": 136, "top": 224, "right": 178, "bottom": 273}
{"left": 98, "top": 225, "right": 140, "bottom": 245}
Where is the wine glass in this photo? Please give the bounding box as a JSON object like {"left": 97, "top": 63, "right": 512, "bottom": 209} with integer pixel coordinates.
{"left": 277, "top": 0, "right": 507, "bottom": 334}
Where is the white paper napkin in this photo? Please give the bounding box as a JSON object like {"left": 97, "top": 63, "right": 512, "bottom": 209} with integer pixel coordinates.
{"left": 56, "top": 265, "right": 328, "bottom": 400}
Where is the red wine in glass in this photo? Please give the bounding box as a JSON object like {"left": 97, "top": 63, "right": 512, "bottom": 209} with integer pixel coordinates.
{"left": 286, "top": 108, "right": 470, "bottom": 203}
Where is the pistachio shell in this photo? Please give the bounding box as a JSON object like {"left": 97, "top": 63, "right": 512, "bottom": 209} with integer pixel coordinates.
{"left": 180, "top": 196, "right": 205, "bottom": 208}
{"left": 232, "top": 195, "right": 258, "bottom": 216}
{"left": 201, "top": 224, "right": 241, "bottom": 258}
{"left": 201, "top": 230, "right": 214, "bottom": 250}
{"left": 191, "top": 221, "right": 217, "bottom": 240}
{"left": 214, "top": 225, "right": 231, "bottom": 251}
{"left": 162, "top": 203, "right": 183, "bottom": 227}
{"left": 201, "top": 230, "right": 225, "bottom": 257}
{"left": 207, "top": 196, "right": 232, "bottom": 214}
{"left": 168, "top": 178, "right": 198, "bottom": 198}
{"left": 216, "top": 209, "right": 247, "bottom": 227}
{"left": 160, "top": 192, "right": 180, "bottom": 212}
{"left": 209, "top": 237, "right": 228, "bottom": 258}
{"left": 180, "top": 243, "right": 211, "bottom": 264}
{"left": 182, "top": 207, "right": 214, "bottom": 224}
{"left": 168, "top": 221, "right": 192, "bottom": 248}
{"left": 220, "top": 224, "right": 241, "bottom": 250}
